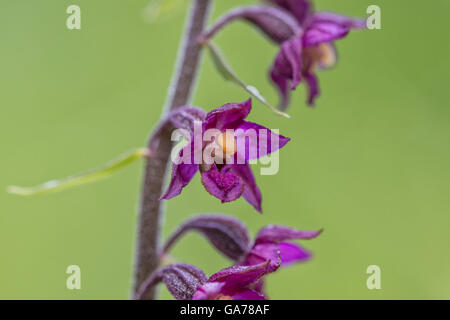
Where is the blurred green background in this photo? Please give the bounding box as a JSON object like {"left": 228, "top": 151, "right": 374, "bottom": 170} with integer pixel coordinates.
{"left": 1, "top": 0, "right": 449, "bottom": 299}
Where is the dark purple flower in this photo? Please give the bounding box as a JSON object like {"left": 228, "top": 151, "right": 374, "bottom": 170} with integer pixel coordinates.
{"left": 135, "top": 263, "right": 208, "bottom": 300}
{"left": 244, "top": 224, "right": 322, "bottom": 268}
{"left": 192, "top": 262, "right": 270, "bottom": 300}
{"left": 162, "top": 214, "right": 322, "bottom": 296}
{"left": 242, "top": 224, "right": 322, "bottom": 293}
{"left": 136, "top": 262, "right": 271, "bottom": 300}
{"left": 160, "top": 99, "right": 290, "bottom": 212}
{"left": 268, "top": 0, "right": 366, "bottom": 108}
{"left": 203, "top": 1, "right": 365, "bottom": 109}
{"left": 164, "top": 214, "right": 322, "bottom": 267}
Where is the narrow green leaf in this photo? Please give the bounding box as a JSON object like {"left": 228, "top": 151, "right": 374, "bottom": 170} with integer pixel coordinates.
{"left": 7, "top": 148, "right": 149, "bottom": 196}
{"left": 206, "top": 42, "right": 290, "bottom": 119}
{"left": 143, "top": 0, "right": 186, "bottom": 23}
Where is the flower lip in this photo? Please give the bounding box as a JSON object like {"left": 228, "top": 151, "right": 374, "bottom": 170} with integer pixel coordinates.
{"left": 201, "top": 164, "right": 245, "bottom": 203}
{"left": 160, "top": 214, "right": 323, "bottom": 299}
{"left": 267, "top": 0, "right": 313, "bottom": 26}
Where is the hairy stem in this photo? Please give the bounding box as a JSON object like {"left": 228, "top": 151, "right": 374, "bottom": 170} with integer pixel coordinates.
{"left": 132, "top": 0, "right": 212, "bottom": 300}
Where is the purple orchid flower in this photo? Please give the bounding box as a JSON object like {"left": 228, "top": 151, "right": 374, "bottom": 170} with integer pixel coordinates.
{"left": 244, "top": 224, "right": 322, "bottom": 268}
{"left": 135, "top": 262, "right": 271, "bottom": 300}
{"left": 162, "top": 214, "right": 322, "bottom": 296}
{"left": 160, "top": 99, "right": 290, "bottom": 212}
{"left": 268, "top": 0, "right": 366, "bottom": 108}
{"left": 164, "top": 214, "right": 322, "bottom": 267}
{"left": 242, "top": 224, "right": 322, "bottom": 293}
{"left": 203, "top": 1, "right": 365, "bottom": 109}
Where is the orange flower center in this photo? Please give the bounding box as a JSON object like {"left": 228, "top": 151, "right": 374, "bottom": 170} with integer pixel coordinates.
{"left": 216, "top": 131, "right": 237, "bottom": 157}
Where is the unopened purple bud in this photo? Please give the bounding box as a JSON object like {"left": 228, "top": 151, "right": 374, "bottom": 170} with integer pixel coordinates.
{"left": 150, "top": 106, "right": 206, "bottom": 151}
{"left": 163, "top": 214, "right": 251, "bottom": 261}
{"left": 135, "top": 263, "right": 207, "bottom": 300}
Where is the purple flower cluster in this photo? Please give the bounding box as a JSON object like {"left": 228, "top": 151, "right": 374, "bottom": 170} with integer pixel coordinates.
{"left": 137, "top": 215, "right": 321, "bottom": 300}
{"left": 269, "top": 0, "right": 365, "bottom": 107}
{"left": 136, "top": 0, "right": 364, "bottom": 301}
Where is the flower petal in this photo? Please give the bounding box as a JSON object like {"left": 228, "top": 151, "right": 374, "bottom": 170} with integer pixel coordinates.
{"left": 244, "top": 242, "right": 282, "bottom": 272}
{"left": 201, "top": 164, "right": 244, "bottom": 203}
{"left": 270, "top": 37, "right": 303, "bottom": 109}
{"left": 231, "top": 289, "right": 266, "bottom": 300}
{"left": 255, "top": 225, "right": 322, "bottom": 243}
{"left": 209, "top": 262, "right": 271, "bottom": 290}
{"left": 230, "top": 164, "right": 262, "bottom": 213}
{"left": 235, "top": 121, "right": 290, "bottom": 161}
{"left": 303, "top": 10, "right": 366, "bottom": 48}
{"left": 204, "top": 99, "right": 252, "bottom": 131}
{"left": 268, "top": 0, "right": 312, "bottom": 25}
{"left": 304, "top": 70, "right": 320, "bottom": 106}
{"left": 312, "top": 11, "right": 366, "bottom": 30}
{"left": 278, "top": 242, "right": 312, "bottom": 265}
{"left": 273, "top": 38, "right": 303, "bottom": 89}
{"left": 160, "top": 143, "right": 198, "bottom": 200}
{"left": 192, "top": 282, "right": 265, "bottom": 300}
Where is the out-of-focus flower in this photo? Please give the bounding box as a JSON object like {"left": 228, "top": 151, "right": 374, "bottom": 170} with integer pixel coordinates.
{"left": 268, "top": 0, "right": 365, "bottom": 107}
{"left": 162, "top": 214, "right": 322, "bottom": 295}
{"left": 203, "top": 1, "right": 365, "bottom": 109}
{"left": 160, "top": 99, "right": 290, "bottom": 212}
{"left": 244, "top": 224, "right": 322, "bottom": 268}
{"left": 242, "top": 224, "right": 322, "bottom": 293}
{"left": 135, "top": 262, "right": 271, "bottom": 300}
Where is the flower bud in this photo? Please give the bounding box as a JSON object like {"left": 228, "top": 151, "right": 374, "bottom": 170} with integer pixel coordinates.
{"left": 203, "top": 5, "right": 302, "bottom": 44}
{"left": 135, "top": 263, "right": 207, "bottom": 300}
{"left": 255, "top": 225, "right": 323, "bottom": 244}
{"left": 163, "top": 214, "right": 251, "bottom": 261}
